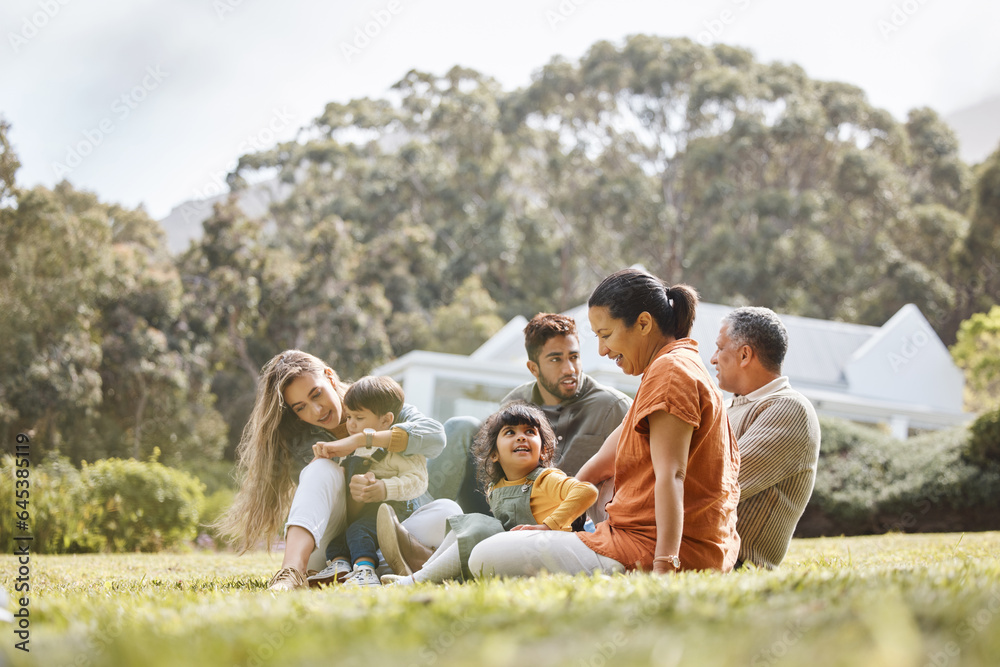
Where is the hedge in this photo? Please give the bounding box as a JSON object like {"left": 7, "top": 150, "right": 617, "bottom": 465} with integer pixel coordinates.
{"left": 797, "top": 416, "right": 1000, "bottom": 536}
{"left": 0, "top": 455, "right": 205, "bottom": 553}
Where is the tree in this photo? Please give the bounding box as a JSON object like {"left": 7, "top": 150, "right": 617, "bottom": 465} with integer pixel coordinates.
{"left": 951, "top": 145, "right": 1000, "bottom": 340}
{"left": 194, "top": 36, "right": 993, "bottom": 455}
{"left": 903, "top": 107, "right": 970, "bottom": 211}
{"left": 421, "top": 275, "right": 505, "bottom": 355}
{"left": 0, "top": 180, "right": 111, "bottom": 453}
{"left": 0, "top": 121, "right": 226, "bottom": 464}
{"left": 951, "top": 305, "right": 1000, "bottom": 413}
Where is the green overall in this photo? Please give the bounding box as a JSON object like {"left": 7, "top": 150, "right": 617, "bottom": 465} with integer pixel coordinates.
{"left": 447, "top": 466, "right": 545, "bottom": 580}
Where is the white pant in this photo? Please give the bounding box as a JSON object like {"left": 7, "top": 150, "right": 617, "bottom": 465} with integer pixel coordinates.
{"left": 467, "top": 530, "right": 625, "bottom": 579}
{"left": 285, "top": 458, "right": 462, "bottom": 572}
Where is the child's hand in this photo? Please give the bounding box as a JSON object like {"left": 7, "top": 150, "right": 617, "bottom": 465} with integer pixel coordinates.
{"left": 510, "top": 524, "right": 551, "bottom": 531}
{"left": 350, "top": 472, "right": 388, "bottom": 503}
{"left": 312, "top": 434, "right": 362, "bottom": 459}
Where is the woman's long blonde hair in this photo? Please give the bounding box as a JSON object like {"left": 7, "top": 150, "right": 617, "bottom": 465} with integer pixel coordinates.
{"left": 213, "top": 350, "right": 346, "bottom": 553}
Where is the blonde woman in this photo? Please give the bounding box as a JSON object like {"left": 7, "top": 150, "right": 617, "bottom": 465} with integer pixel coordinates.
{"left": 215, "top": 350, "right": 461, "bottom": 591}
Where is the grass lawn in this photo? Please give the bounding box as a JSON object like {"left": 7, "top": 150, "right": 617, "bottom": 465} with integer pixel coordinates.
{"left": 2, "top": 531, "right": 999, "bottom": 667}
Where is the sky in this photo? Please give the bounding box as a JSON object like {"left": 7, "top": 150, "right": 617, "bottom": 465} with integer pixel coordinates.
{"left": 2, "top": 0, "right": 999, "bottom": 220}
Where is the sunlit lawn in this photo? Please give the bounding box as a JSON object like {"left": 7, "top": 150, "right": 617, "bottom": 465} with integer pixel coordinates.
{"left": 2, "top": 532, "right": 999, "bottom": 667}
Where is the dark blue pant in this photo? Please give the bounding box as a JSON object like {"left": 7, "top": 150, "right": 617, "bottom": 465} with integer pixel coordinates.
{"left": 326, "top": 500, "right": 414, "bottom": 565}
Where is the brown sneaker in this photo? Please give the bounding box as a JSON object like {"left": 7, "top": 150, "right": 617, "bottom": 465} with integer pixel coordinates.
{"left": 266, "top": 566, "right": 307, "bottom": 592}
{"left": 377, "top": 503, "right": 434, "bottom": 575}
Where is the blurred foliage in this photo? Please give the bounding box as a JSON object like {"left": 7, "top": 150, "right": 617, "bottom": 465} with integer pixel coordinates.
{"left": 799, "top": 417, "right": 1000, "bottom": 536}
{"left": 2, "top": 35, "right": 998, "bottom": 460}
{"left": 951, "top": 305, "right": 1000, "bottom": 412}
{"left": 82, "top": 456, "right": 205, "bottom": 552}
{"left": 0, "top": 139, "right": 227, "bottom": 465}
{"left": 198, "top": 488, "right": 236, "bottom": 544}
{"left": 966, "top": 407, "right": 1000, "bottom": 468}
{"left": 0, "top": 454, "right": 204, "bottom": 553}
{"left": 0, "top": 454, "right": 95, "bottom": 553}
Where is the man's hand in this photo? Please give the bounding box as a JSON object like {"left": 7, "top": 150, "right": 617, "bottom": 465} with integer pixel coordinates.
{"left": 350, "top": 472, "right": 387, "bottom": 503}
{"left": 510, "top": 524, "right": 551, "bottom": 531}
{"left": 312, "top": 434, "right": 362, "bottom": 459}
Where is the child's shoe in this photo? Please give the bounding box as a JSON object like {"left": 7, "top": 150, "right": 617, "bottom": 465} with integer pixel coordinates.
{"left": 342, "top": 565, "right": 382, "bottom": 588}
{"left": 307, "top": 559, "right": 352, "bottom": 587}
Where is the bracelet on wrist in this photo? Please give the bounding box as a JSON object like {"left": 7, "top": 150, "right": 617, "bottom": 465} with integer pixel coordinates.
{"left": 653, "top": 555, "right": 681, "bottom": 570}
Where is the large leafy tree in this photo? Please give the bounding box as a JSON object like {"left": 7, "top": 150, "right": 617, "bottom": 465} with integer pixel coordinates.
{"left": 505, "top": 37, "right": 968, "bottom": 332}
{"left": 953, "top": 146, "right": 1000, "bottom": 333}
{"left": 0, "top": 120, "right": 226, "bottom": 464}
{"left": 8, "top": 36, "right": 997, "bottom": 461}
{"left": 223, "top": 35, "right": 991, "bottom": 367}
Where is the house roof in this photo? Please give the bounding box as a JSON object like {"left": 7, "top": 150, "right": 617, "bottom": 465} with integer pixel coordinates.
{"left": 471, "top": 301, "right": 966, "bottom": 417}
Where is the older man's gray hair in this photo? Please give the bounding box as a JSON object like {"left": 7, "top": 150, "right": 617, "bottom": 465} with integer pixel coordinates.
{"left": 722, "top": 307, "right": 788, "bottom": 374}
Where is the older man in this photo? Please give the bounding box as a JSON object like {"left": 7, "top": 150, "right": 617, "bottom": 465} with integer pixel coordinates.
{"left": 710, "top": 307, "right": 821, "bottom": 569}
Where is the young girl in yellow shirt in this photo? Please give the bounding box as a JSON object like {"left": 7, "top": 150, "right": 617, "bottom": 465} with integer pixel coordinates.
{"left": 380, "top": 401, "right": 597, "bottom": 585}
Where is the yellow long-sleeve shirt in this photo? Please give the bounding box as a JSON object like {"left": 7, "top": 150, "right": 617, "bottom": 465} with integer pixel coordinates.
{"left": 490, "top": 468, "right": 598, "bottom": 531}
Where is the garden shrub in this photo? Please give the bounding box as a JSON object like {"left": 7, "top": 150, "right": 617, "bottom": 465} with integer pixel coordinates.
{"left": 180, "top": 459, "right": 238, "bottom": 495}
{"left": 1, "top": 454, "right": 97, "bottom": 554}
{"left": 83, "top": 458, "right": 205, "bottom": 552}
{"left": 801, "top": 416, "right": 1000, "bottom": 536}
{"left": 965, "top": 406, "right": 1000, "bottom": 467}
{"left": 0, "top": 455, "right": 204, "bottom": 553}
{"left": 807, "top": 417, "right": 896, "bottom": 524}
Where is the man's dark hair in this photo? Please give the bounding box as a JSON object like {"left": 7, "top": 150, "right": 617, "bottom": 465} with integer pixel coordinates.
{"left": 723, "top": 307, "right": 788, "bottom": 374}
{"left": 345, "top": 375, "right": 405, "bottom": 419}
{"left": 523, "top": 313, "right": 578, "bottom": 363}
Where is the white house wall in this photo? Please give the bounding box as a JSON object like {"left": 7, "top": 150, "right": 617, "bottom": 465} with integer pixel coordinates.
{"left": 374, "top": 302, "right": 969, "bottom": 438}
{"left": 844, "top": 304, "right": 964, "bottom": 413}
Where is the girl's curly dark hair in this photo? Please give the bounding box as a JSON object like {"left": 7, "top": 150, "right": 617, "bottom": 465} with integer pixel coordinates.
{"left": 472, "top": 401, "right": 556, "bottom": 494}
